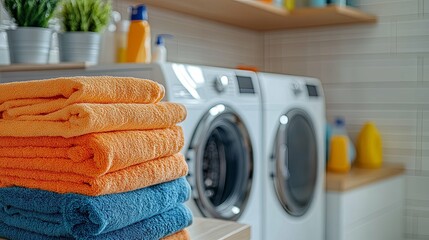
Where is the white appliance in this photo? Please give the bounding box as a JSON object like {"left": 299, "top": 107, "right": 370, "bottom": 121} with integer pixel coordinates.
{"left": 159, "top": 63, "right": 263, "bottom": 240}
{"left": 0, "top": 63, "right": 263, "bottom": 240}
{"left": 102, "top": 63, "right": 263, "bottom": 240}
{"left": 258, "top": 73, "right": 325, "bottom": 240}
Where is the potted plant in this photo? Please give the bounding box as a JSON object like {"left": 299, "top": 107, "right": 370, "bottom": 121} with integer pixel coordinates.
{"left": 4, "top": 0, "right": 60, "bottom": 64}
{"left": 59, "top": 0, "right": 111, "bottom": 65}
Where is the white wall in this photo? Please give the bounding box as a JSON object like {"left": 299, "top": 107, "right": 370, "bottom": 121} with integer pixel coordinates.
{"left": 264, "top": 1, "right": 429, "bottom": 239}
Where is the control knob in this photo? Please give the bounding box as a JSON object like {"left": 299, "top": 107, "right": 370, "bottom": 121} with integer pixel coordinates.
{"left": 214, "top": 75, "right": 229, "bottom": 93}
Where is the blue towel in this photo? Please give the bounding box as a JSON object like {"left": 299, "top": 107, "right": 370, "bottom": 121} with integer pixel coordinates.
{"left": 0, "top": 204, "right": 193, "bottom": 240}
{"left": 0, "top": 178, "right": 190, "bottom": 238}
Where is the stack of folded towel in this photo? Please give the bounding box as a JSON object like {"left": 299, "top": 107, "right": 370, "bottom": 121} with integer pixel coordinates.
{"left": 0, "top": 76, "right": 192, "bottom": 239}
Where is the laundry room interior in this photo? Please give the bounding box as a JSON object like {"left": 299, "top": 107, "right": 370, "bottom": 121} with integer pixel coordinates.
{"left": 0, "top": 0, "right": 428, "bottom": 240}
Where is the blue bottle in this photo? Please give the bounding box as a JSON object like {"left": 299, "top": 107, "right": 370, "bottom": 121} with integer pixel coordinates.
{"left": 327, "top": 0, "right": 356, "bottom": 7}
{"left": 310, "top": 0, "right": 326, "bottom": 7}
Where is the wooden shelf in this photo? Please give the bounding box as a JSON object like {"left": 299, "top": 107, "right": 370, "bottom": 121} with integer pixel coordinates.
{"left": 140, "top": 0, "right": 377, "bottom": 31}
{"left": 0, "top": 63, "right": 87, "bottom": 72}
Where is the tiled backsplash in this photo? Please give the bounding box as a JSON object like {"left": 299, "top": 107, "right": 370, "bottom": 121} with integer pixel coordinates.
{"left": 265, "top": 0, "right": 429, "bottom": 239}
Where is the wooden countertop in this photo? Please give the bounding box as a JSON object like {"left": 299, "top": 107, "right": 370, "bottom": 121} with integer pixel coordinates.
{"left": 325, "top": 163, "right": 405, "bottom": 192}
{"left": 189, "top": 217, "right": 250, "bottom": 240}
{"left": 0, "top": 218, "right": 250, "bottom": 240}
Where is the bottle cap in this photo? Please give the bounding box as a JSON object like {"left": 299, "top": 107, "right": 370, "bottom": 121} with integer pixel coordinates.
{"left": 130, "top": 5, "right": 148, "bottom": 21}
{"left": 335, "top": 117, "right": 345, "bottom": 127}
{"left": 155, "top": 34, "right": 173, "bottom": 46}
{"left": 156, "top": 35, "right": 164, "bottom": 46}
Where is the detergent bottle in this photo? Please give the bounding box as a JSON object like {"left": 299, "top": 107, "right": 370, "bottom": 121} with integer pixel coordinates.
{"left": 284, "top": 0, "right": 295, "bottom": 10}
{"left": 356, "top": 122, "right": 383, "bottom": 169}
{"left": 327, "top": 135, "right": 351, "bottom": 173}
{"left": 327, "top": 117, "right": 356, "bottom": 173}
{"left": 126, "top": 5, "right": 151, "bottom": 63}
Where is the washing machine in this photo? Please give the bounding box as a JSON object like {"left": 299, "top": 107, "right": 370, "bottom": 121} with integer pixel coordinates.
{"left": 125, "top": 63, "right": 262, "bottom": 240}
{"left": 163, "top": 63, "right": 263, "bottom": 240}
{"left": 258, "top": 72, "right": 325, "bottom": 240}
{"left": 0, "top": 63, "right": 263, "bottom": 239}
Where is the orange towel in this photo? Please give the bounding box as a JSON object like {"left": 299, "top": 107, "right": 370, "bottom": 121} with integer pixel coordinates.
{"left": 0, "top": 153, "right": 188, "bottom": 196}
{"left": 162, "top": 229, "right": 190, "bottom": 240}
{"left": 0, "top": 102, "right": 186, "bottom": 137}
{"left": 0, "top": 126, "right": 184, "bottom": 177}
{"left": 0, "top": 76, "right": 165, "bottom": 119}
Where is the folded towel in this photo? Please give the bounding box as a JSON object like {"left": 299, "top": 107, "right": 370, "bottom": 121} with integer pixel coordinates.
{"left": 0, "top": 204, "right": 193, "bottom": 240}
{"left": 0, "top": 178, "right": 190, "bottom": 238}
{"left": 0, "top": 76, "right": 165, "bottom": 119}
{"left": 163, "top": 229, "right": 190, "bottom": 240}
{"left": 0, "top": 230, "right": 190, "bottom": 240}
{"left": 0, "top": 153, "right": 188, "bottom": 195}
{"left": 0, "top": 102, "right": 186, "bottom": 137}
{"left": 0, "top": 126, "right": 184, "bottom": 177}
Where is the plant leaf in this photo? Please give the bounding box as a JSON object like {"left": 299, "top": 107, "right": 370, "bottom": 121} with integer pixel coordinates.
{"left": 60, "top": 0, "right": 111, "bottom": 32}
{"left": 3, "top": 0, "right": 60, "bottom": 28}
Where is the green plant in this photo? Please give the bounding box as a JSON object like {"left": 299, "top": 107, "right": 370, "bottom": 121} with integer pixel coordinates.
{"left": 61, "top": 0, "right": 111, "bottom": 32}
{"left": 3, "top": 0, "right": 60, "bottom": 28}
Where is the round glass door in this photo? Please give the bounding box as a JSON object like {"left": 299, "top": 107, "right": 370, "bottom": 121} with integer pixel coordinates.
{"left": 187, "top": 104, "right": 253, "bottom": 221}
{"left": 272, "top": 109, "right": 317, "bottom": 217}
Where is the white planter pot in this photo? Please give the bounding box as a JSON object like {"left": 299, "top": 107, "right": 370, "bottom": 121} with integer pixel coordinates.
{"left": 6, "top": 27, "right": 52, "bottom": 64}
{"left": 58, "top": 32, "right": 100, "bottom": 65}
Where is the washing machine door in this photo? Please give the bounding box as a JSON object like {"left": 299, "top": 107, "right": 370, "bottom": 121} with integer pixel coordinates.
{"left": 272, "top": 108, "right": 318, "bottom": 217}
{"left": 187, "top": 104, "right": 253, "bottom": 221}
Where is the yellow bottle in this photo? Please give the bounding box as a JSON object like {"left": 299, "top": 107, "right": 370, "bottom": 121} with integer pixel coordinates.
{"left": 126, "top": 5, "right": 151, "bottom": 63}
{"left": 356, "top": 122, "right": 383, "bottom": 169}
{"left": 327, "top": 135, "right": 351, "bottom": 173}
{"left": 284, "top": 0, "right": 295, "bottom": 10}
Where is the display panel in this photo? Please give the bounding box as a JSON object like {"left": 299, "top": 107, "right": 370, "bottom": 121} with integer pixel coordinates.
{"left": 237, "top": 76, "right": 255, "bottom": 94}
{"left": 306, "top": 84, "right": 319, "bottom": 97}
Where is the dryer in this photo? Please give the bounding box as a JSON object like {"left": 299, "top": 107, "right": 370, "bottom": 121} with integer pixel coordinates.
{"left": 258, "top": 73, "right": 325, "bottom": 240}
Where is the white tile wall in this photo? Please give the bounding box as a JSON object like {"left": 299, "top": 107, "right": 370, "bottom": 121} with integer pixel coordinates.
{"left": 418, "top": 217, "right": 429, "bottom": 237}
{"left": 423, "top": 57, "right": 429, "bottom": 83}
{"left": 265, "top": 0, "right": 429, "bottom": 238}
{"left": 424, "top": 0, "right": 429, "bottom": 14}
{"left": 358, "top": 0, "right": 421, "bottom": 18}
{"left": 306, "top": 55, "right": 420, "bottom": 84}
{"left": 422, "top": 112, "right": 429, "bottom": 172}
